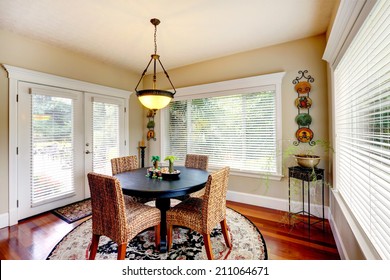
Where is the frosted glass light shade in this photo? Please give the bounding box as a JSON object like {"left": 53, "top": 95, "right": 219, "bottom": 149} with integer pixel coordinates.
{"left": 137, "top": 89, "right": 173, "bottom": 110}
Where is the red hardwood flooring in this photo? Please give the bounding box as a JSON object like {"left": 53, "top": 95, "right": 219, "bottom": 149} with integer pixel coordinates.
{"left": 0, "top": 200, "right": 340, "bottom": 260}
{"left": 227, "top": 201, "right": 340, "bottom": 260}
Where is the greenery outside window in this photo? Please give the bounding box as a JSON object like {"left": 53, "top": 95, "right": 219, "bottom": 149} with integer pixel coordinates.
{"left": 161, "top": 72, "right": 285, "bottom": 179}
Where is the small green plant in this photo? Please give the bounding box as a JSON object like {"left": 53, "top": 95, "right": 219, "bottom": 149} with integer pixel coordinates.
{"left": 151, "top": 155, "right": 160, "bottom": 169}
{"left": 164, "top": 155, "right": 177, "bottom": 173}
{"left": 284, "top": 139, "right": 333, "bottom": 157}
{"left": 282, "top": 139, "right": 334, "bottom": 169}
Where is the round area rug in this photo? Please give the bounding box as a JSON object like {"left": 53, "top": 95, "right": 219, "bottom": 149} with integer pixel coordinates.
{"left": 47, "top": 208, "right": 267, "bottom": 260}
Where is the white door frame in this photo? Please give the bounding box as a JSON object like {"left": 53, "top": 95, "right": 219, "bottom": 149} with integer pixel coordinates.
{"left": 3, "top": 64, "right": 130, "bottom": 226}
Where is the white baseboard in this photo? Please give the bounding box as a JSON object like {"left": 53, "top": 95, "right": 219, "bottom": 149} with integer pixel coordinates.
{"left": 227, "top": 190, "right": 288, "bottom": 212}
{"left": 0, "top": 212, "right": 9, "bottom": 229}
{"left": 226, "top": 190, "right": 329, "bottom": 219}
{"left": 328, "top": 208, "right": 347, "bottom": 260}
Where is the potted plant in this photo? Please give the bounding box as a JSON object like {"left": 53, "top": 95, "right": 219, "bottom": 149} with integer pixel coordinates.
{"left": 282, "top": 139, "right": 333, "bottom": 228}
{"left": 164, "top": 155, "right": 177, "bottom": 173}
{"left": 284, "top": 139, "right": 333, "bottom": 169}
{"left": 294, "top": 154, "right": 321, "bottom": 168}
{"left": 151, "top": 155, "right": 160, "bottom": 169}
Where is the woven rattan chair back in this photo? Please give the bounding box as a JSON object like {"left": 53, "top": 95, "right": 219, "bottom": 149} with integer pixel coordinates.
{"left": 184, "top": 154, "right": 209, "bottom": 198}
{"left": 166, "top": 166, "right": 231, "bottom": 259}
{"left": 111, "top": 155, "right": 138, "bottom": 175}
{"left": 202, "top": 166, "right": 230, "bottom": 233}
{"left": 87, "top": 172, "right": 161, "bottom": 260}
{"left": 110, "top": 156, "right": 152, "bottom": 203}
{"left": 88, "top": 172, "right": 128, "bottom": 243}
{"left": 185, "top": 154, "right": 209, "bottom": 170}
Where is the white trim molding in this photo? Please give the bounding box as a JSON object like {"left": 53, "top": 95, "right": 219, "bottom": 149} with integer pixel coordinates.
{"left": 323, "top": 0, "right": 377, "bottom": 67}
{"left": 3, "top": 64, "right": 131, "bottom": 98}
{"left": 175, "top": 72, "right": 286, "bottom": 100}
{"left": 227, "top": 190, "right": 329, "bottom": 219}
{"left": 0, "top": 213, "right": 9, "bottom": 229}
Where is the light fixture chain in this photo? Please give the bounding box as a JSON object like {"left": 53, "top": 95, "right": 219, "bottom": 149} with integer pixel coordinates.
{"left": 154, "top": 24, "right": 158, "bottom": 55}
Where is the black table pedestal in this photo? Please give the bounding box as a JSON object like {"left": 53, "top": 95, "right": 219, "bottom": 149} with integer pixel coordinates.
{"left": 155, "top": 198, "right": 171, "bottom": 253}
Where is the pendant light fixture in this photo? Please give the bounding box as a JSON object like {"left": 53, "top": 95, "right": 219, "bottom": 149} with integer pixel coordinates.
{"left": 135, "top": 18, "right": 176, "bottom": 110}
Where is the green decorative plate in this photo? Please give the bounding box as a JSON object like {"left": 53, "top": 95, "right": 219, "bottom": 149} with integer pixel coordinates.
{"left": 295, "top": 113, "right": 312, "bottom": 126}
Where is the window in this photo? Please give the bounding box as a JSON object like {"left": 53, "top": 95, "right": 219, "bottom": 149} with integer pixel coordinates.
{"left": 334, "top": 0, "right": 390, "bottom": 259}
{"left": 31, "top": 90, "right": 76, "bottom": 206}
{"left": 92, "top": 99, "right": 121, "bottom": 175}
{"left": 161, "top": 72, "right": 285, "bottom": 178}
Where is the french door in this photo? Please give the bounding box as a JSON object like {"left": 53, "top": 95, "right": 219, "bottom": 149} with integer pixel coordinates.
{"left": 17, "top": 82, "right": 126, "bottom": 220}
{"left": 84, "top": 93, "right": 126, "bottom": 197}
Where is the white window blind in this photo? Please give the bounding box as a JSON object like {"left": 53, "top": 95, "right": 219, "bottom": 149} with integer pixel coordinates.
{"left": 92, "top": 100, "right": 120, "bottom": 175}
{"left": 334, "top": 0, "right": 390, "bottom": 259}
{"left": 31, "top": 93, "right": 75, "bottom": 206}
{"left": 163, "top": 86, "right": 281, "bottom": 176}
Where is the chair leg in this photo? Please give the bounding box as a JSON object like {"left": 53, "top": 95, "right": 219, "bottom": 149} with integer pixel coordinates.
{"left": 155, "top": 224, "right": 161, "bottom": 249}
{"left": 167, "top": 224, "right": 173, "bottom": 250}
{"left": 220, "top": 219, "right": 232, "bottom": 248}
{"left": 202, "top": 234, "right": 214, "bottom": 260}
{"left": 117, "top": 243, "right": 127, "bottom": 260}
{"left": 89, "top": 234, "right": 100, "bottom": 260}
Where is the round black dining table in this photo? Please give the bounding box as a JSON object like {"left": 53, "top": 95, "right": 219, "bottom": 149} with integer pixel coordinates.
{"left": 114, "top": 166, "right": 209, "bottom": 252}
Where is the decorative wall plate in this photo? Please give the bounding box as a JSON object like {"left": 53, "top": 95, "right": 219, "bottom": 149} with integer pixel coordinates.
{"left": 295, "top": 113, "right": 312, "bottom": 126}
{"left": 295, "top": 127, "right": 314, "bottom": 143}
{"left": 295, "top": 96, "right": 312, "bottom": 108}
{"left": 294, "top": 81, "right": 311, "bottom": 94}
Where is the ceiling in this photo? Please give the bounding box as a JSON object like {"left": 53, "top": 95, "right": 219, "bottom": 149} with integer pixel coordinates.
{"left": 0, "top": 0, "right": 337, "bottom": 74}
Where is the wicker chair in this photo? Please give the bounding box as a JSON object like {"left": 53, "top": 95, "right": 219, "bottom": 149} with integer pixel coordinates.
{"left": 87, "top": 172, "right": 161, "bottom": 260}
{"left": 185, "top": 154, "right": 209, "bottom": 170}
{"left": 111, "top": 155, "right": 139, "bottom": 175}
{"left": 166, "top": 167, "right": 231, "bottom": 260}
{"left": 185, "top": 154, "right": 209, "bottom": 198}
{"left": 111, "top": 155, "right": 151, "bottom": 203}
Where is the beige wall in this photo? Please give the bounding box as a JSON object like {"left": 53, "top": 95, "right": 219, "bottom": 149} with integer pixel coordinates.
{"left": 145, "top": 35, "right": 330, "bottom": 206}
{"left": 0, "top": 28, "right": 144, "bottom": 216}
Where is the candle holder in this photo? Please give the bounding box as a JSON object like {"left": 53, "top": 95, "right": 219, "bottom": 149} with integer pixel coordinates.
{"left": 139, "top": 145, "right": 146, "bottom": 168}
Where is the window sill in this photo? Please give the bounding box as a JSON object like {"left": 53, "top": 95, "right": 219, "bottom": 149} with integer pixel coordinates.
{"left": 208, "top": 166, "right": 283, "bottom": 181}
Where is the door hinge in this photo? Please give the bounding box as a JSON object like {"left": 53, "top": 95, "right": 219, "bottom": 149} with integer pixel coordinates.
{"left": 124, "top": 107, "right": 127, "bottom": 113}
{"left": 17, "top": 200, "right": 19, "bottom": 208}
{"left": 16, "top": 94, "right": 19, "bottom": 102}
{"left": 16, "top": 147, "right": 18, "bottom": 155}
{"left": 124, "top": 140, "right": 127, "bottom": 146}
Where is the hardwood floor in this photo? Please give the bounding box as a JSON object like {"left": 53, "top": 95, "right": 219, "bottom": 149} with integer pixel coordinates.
{"left": 0, "top": 201, "right": 340, "bottom": 260}
{"left": 227, "top": 201, "right": 340, "bottom": 260}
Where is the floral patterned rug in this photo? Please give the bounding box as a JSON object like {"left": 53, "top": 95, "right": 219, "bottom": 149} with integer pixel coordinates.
{"left": 52, "top": 199, "right": 92, "bottom": 223}
{"left": 47, "top": 207, "right": 268, "bottom": 260}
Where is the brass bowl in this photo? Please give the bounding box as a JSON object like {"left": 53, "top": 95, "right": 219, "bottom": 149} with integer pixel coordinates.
{"left": 294, "top": 155, "right": 320, "bottom": 168}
